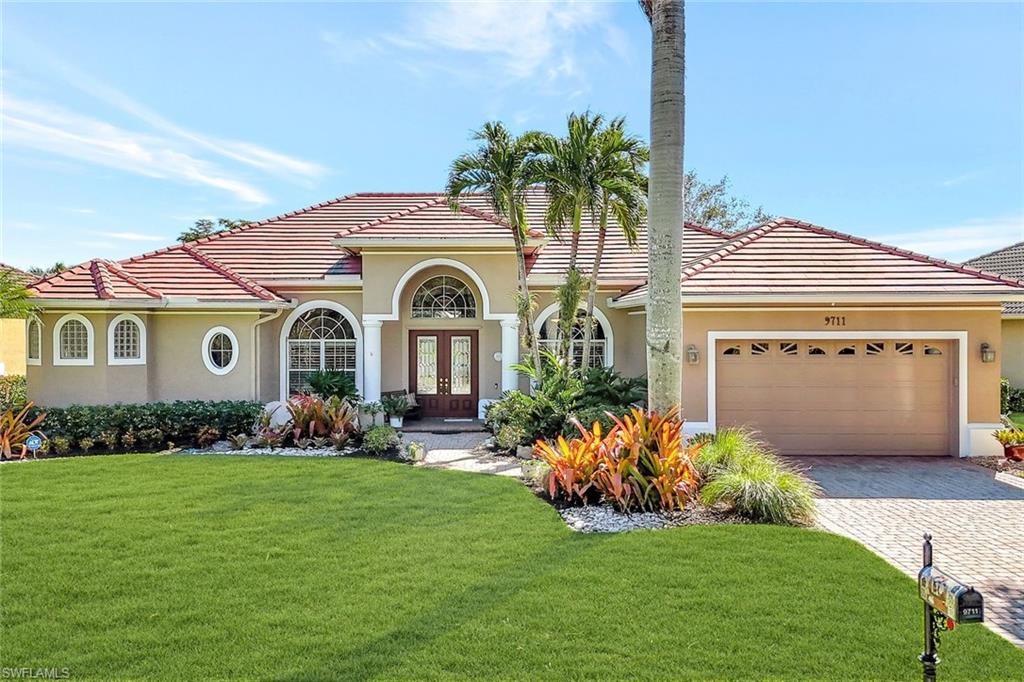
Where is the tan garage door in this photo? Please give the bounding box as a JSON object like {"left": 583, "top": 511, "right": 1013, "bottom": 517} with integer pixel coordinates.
{"left": 716, "top": 339, "right": 954, "bottom": 456}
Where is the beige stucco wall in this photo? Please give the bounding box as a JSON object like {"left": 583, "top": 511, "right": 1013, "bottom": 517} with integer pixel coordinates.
{"left": 27, "top": 311, "right": 258, "bottom": 406}
{"left": 1001, "top": 317, "right": 1024, "bottom": 388}
{"left": 674, "top": 306, "right": 1003, "bottom": 426}
{"left": 1, "top": 318, "right": 26, "bottom": 376}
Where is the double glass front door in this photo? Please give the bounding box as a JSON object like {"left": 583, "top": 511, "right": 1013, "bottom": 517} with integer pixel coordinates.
{"left": 410, "top": 330, "right": 478, "bottom": 418}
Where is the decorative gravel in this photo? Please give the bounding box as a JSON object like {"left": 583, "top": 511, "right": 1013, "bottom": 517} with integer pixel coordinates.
{"left": 558, "top": 504, "right": 747, "bottom": 533}
{"left": 181, "top": 446, "right": 361, "bottom": 458}
{"left": 970, "top": 456, "right": 1024, "bottom": 479}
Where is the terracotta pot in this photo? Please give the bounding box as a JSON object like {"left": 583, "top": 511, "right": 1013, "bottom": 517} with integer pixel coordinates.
{"left": 1004, "top": 444, "right": 1024, "bottom": 462}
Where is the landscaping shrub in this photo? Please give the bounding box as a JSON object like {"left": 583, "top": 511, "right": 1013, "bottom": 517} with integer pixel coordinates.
{"left": 31, "top": 400, "right": 262, "bottom": 454}
{"left": 285, "top": 395, "right": 359, "bottom": 449}
{"left": 306, "top": 370, "right": 360, "bottom": 403}
{"left": 0, "top": 375, "right": 27, "bottom": 412}
{"left": 700, "top": 452, "right": 818, "bottom": 526}
{"left": 1001, "top": 378, "right": 1024, "bottom": 414}
{"left": 0, "top": 401, "right": 46, "bottom": 459}
{"left": 691, "top": 427, "right": 761, "bottom": 478}
{"left": 577, "top": 366, "right": 646, "bottom": 410}
{"left": 362, "top": 425, "right": 399, "bottom": 454}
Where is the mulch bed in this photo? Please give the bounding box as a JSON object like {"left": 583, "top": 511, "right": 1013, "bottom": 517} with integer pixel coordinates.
{"left": 970, "top": 456, "right": 1024, "bottom": 478}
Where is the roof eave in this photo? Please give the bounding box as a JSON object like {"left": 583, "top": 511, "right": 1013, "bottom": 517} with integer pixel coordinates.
{"left": 29, "top": 298, "right": 292, "bottom": 311}
{"left": 608, "top": 292, "right": 1024, "bottom": 309}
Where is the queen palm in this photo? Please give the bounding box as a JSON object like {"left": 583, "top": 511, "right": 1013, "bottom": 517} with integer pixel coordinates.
{"left": 446, "top": 122, "right": 542, "bottom": 374}
{"left": 641, "top": 0, "right": 686, "bottom": 412}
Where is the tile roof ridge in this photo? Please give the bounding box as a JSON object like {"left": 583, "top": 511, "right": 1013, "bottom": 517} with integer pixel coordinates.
{"left": 103, "top": 259, "right": 164, "bottom": 298}
{"left": 180, "top": 244, "right": 281, "bottom": 301}
{"left": 963, "top": 239, "right": 1024, "bottom": 265}
{"left": 680, "top": 221, "right": 783, "bottom": 281}
{"left": 775, "top": 218, "right": 1024, "bottom": 288}
{"left": 683, "top": 222, "right": 732, "bottom": 238}
{"left": 90, "top": 260, "right": 116, "bottom": 300}
{"left": 454, "top": 204, "right": 546, "bottom": 238}
{"left": 0, "top": 262, "right": 34, "bottom": 282}
{"left": 336, "top": 196, "right": 449, "bottom": 238}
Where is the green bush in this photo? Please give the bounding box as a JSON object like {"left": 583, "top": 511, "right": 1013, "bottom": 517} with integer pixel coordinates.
{"left": 692, "top": 427, "right": 762, "bottom": 478}
{"left": 30, "top": 401, "right": 262, "bottom": 454}
{"left": 701, "top": 452, "right": 818, "bottom": 525}
{"left": 495, "top": 423, "right": 527, "bottom": 451}
{"left": 1001, "top": 378, "right": 1024, "bottom": 414}
{"left": 562, "top": 405, "right": 619, "bottom": 439}
{"left": 306, "top": 370, "right": 360, "bottom": 403}
{"left": 578, "top": 367, "right": 646, "bottom": 410}
{"left": 0, "top": 375, "right": 27, "bottom": 412}
{"left": 362, "top": 425, "right": 399, "bottom": 454}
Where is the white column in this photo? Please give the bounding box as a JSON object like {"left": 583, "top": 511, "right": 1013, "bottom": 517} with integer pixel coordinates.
{"left": 362, "top": 318, "right": 383, "bottom": 402}
{"left": 500, "top": 318, "right": 520, "bottom": 393}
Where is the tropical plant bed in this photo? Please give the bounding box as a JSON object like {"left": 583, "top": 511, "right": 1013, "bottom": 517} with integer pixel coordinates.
{"left": 558, "top": 502, "right": 748, "bottom": 533}
{"left": 2, "top": 455, "right": 1021, "bottom": 680}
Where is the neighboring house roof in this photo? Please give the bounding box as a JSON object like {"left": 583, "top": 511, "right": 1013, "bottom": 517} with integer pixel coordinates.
{"left": 964, "top": 241, "right": 1024, "bottom": 315}
{"left": 613, "top": 219, "right": 1024, "bottom": 306}
{"left": 1, "top": 262, "right": 35, "bottom": 286}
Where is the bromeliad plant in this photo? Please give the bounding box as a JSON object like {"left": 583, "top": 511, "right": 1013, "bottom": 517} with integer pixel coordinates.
{"left": 533, "top": 422, "right": 603, "bottom": 504}
{"left": 1, "top": 401, "right": 47, "bottom": 460}
{"left": 611, "top": 407, "right": 700, "bottom": 512}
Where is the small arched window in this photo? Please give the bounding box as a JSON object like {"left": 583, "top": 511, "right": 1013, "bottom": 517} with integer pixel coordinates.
{"left": 538, "top": 310, "right": 609, "bottom": 368}
{"left": 411, "top": 276, "right": 477, "bottom": 319}
{"left": 202, "top": 326, "right": 239, "bottom": 375}
{"left": 26, "top": 318, "right": 42, "bottom": 365}
{"left": 108, "top": 313, "right": 146, "bottom": 365}
{"left": 53, "top": 313, "right": 94, "bottom": 366}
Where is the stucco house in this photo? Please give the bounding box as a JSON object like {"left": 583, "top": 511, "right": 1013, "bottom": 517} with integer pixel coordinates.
{"left": 964, "top": 241, "right": 1024, "bottom": 388}
{"left": 1, "top": 262, "right": 34, "bottom": 376}
{"left": 24, "top": 191, "right": 1024, "bottom": 457}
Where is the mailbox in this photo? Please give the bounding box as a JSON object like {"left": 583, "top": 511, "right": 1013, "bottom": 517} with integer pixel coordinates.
{"left": 918, "top": 566, "right": 984, "bottom": 624}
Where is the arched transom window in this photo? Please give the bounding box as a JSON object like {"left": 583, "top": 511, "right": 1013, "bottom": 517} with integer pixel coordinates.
{"left": 411, "top": 276, "right": 477, "bottom": 319}
{"left": 538, "top": 311, "right": 609, "bottom": 368}
{"left": 287, "top": 308, "right": 357, "bottom": 394}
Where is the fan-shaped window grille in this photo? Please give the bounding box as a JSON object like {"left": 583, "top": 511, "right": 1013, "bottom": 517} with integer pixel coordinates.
{"left": 411, "top": 276, "right": 477, "bottom": 319}
{"left": 287, "top": 308, "right": 356, "bottom": 395}
{"left": 538, "top": 311, "right": 608, "bottom": 368}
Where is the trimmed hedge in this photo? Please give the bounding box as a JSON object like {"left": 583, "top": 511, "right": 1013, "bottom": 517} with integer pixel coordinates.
{"left": 30, "top": 401, "right": 263, "bottom": 453}
{"left": 1001, "top": 378, "right": 1024, "bottom": 415}
{"left": 0, "top": 375, "right": 27, "bottom": 412}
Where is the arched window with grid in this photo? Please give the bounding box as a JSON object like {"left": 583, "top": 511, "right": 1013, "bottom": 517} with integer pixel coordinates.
{"left": 537, "top": 311, "right": 609, "bottom": 368}
{"left": 411, "top": 276, "right": 477, "bottom": 319}
{"left": 286, "top": 308, "right": 357, "bottom": 394}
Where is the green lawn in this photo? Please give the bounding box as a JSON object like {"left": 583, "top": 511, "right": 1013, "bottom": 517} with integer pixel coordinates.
{"left": 1010, "top": 412, "right": 1024, "bottom": 429}
{"left": 2, "top": 456, "right": 1021, "bottom": 680}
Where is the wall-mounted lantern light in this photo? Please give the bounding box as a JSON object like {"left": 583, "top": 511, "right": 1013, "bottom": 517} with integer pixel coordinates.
{"left": 686, "top": 344, "right": 700, "bottom": 365}
{"left": 980, "top": 343, "right": 996, "bottom": 363}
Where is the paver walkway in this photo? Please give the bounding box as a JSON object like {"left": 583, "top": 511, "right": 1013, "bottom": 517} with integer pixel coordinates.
{"left": 404, "top": 430, "right": 522, "bottom": 477}
{"left": 787, "top": 456, "right": 1024, "bottom": 647}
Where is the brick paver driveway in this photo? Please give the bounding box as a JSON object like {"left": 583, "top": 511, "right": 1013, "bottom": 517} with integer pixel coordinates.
{"left": 787, "top": 456, "right": 1024, "bottom": 647}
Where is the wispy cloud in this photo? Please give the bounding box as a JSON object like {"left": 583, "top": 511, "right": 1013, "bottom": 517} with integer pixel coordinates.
{"left": 876, "top": 216, "right": 1024, "bottom": 261}
{"left": 95, "top": 231, "right": 165, "bottom": 242}
{"left": 3, "top": 96, "right": 272, "bottom": 205}
{"left": 939, "top": 170, "right": 983, "bottom": 188}
{"left": 66, "top": 208, "right": 96, "bottom": 215}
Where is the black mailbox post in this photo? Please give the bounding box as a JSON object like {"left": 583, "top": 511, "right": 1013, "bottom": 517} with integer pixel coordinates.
{"left": 918, "top": 534, "right": 985, "bottom": 681}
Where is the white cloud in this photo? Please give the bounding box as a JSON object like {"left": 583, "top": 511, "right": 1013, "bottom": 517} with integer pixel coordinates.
{"left": 96, "top": 231, "right": 165, "bottom": 242}
{"left": 2, "top": 96, "right": 272, "bottom": 205}
{"left": 67, "top": 208, "right": 96, "bottom": 215}
{"left": 876, "top": 216, "right": 1024, "bottom": 261}
{"left": 939, "top": 171, "right": 983, "bottom": 188}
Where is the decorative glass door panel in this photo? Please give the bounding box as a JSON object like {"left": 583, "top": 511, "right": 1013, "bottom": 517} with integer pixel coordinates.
{"left": 410, "top": 330, "right": 477, "bottom": 418}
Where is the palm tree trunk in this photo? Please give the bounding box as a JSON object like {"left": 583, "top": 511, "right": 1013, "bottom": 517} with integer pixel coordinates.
{"left": 580, "top": 206, "right": 608, "bottom": 370}
{"left": 509, "top": 207, "right": 541, "bottom": 376}
{"left": 646, "top": 0, "right": 685, "bottom": 413}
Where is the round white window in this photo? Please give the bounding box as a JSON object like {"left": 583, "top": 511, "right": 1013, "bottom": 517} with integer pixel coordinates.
{"left": 202, "top": 326, "right": 239, "bottom": 375}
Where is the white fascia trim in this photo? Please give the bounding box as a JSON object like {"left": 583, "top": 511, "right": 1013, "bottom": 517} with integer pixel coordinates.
{"left": 705, "top": 330, "right": 971, "bottom": 457}
{"left": 259, "top": 277, "right": 363, "bottom": 288}
{"left": 279, "top": 300, "right": 363, "bottom": 402}
{"left": 610, "top": 293, "right": 1024, "bottom": 308}
{"left": 202, "top": 326, "right": 240, "bottom": 376}
{"left": 332, "top": 238, "right": 518, "bottom": 250}
{"left": 107, "top": 313, "right": 147, "bottom": 366}
{"left": 26, "top": 316, "right": 42, "bottom": 366}
{"left": 52, "top": 313, "right": 95, "bottom": 366}
{"left": 32, "top": 299, "right": 289, "bottom": 310}
{"left": 363, "top": 257, "right": 517, "bottom": 324}
{"left": 534, "top": 301, "right": 614, "bottom": 367}
{"left": 529, "top": 275, "right": 644, "bottom": 288}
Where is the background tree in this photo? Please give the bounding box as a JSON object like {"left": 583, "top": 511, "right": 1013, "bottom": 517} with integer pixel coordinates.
{"left": 0, "top": 268, "right": 36, "bottom": 319}
{"left": 178, "top": 218, "right": 250, "bottom": 243}
{"left": 27, "top": 262, "right": 67, "bottom": 278}
{"left": 642, "top": 0, "right": 686, "bottom": 413}
{"left": 685, "top": 171, "right": 771, "bottom": 232}
{"left": 446, "top": 122, "right": 543, "bottom": 374}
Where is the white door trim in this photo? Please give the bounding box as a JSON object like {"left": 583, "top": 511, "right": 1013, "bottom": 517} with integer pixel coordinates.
{"left": 706, "top": 330, "right": 970, "bottom": 457}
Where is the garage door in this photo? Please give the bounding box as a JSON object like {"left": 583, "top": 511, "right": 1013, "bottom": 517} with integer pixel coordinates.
{"left": 716, "top": 339, "right": 954, "bottom": 456}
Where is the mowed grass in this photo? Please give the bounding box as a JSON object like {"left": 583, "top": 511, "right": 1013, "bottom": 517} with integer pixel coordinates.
{"left": 2, "top": 456, "right": 1021, "bottom": 681}
{"left": 1010, "top": 412, "right": 1024, "bottom": 429}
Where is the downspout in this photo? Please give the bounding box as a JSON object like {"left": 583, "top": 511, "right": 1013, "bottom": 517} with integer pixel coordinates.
{"left": 252, "top": 306, "right": 288, "bottom": 402}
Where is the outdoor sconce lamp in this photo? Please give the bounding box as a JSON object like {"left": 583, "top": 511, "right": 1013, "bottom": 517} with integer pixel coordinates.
{"left": 686, "top": 344, "right": 700, "bottom": 365}
{"left": 980, "top": 343, "right": 996, "bottom": 363}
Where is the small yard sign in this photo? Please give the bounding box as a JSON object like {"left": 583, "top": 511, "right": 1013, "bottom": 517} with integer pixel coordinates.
{"left": 26, "top": 435, "right": 43, "bottom": 456}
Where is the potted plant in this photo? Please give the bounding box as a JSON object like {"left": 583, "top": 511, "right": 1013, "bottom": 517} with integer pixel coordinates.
{"left": 993, "top": 429, "right": 1024, "bottom": 462}
{"left": 359, "top": 401, "right": 384, "bottom": 429}
{"left": 381, "top": 394, "right": 411, "bottom": 428}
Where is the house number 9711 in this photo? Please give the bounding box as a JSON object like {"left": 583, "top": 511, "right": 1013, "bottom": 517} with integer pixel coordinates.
{"left": 824, "top": 315, "right": 847, "bottom": 326}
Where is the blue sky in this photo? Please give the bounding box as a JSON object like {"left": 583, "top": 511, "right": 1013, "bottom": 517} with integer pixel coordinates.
{"left": 2, "top": 1, "right": 1022, "bottom": 270}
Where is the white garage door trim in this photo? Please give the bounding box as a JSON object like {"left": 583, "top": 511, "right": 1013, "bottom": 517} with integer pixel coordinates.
{"left": 704, "top": 331, "right": 971, "bottom": 457}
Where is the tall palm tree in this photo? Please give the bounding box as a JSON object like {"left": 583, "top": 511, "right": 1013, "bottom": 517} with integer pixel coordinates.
{"left": 642, "top": 0, "right": 685, "bottom": 413}
{"left": 531, "top": 112, "right": 604, "bottom": 365}
{"left": 579, "top": 121, "right": 648, "bottom": 369}
{"left": 446, "top": 122, "right": 542, "bottom": 374}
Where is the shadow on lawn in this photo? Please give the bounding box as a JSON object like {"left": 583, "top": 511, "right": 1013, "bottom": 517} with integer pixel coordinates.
{"left": 277, "top": 533, "right": 586, "bottom": 681}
